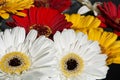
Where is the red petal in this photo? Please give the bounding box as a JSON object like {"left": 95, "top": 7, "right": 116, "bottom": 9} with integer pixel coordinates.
{"left": 97, "top": 15, "right": 107, "bottom": 28}
{"left": 117, "top": 5, "right": 120, "bottom": 18}
{"left": 98, "top": 1, "right": 117, "bottom": 19}
{"left": 49, "top": 0, "right": 71, "bottom": 12}
{"left": 107, "top": 1, "right": 117, "bottom": 18}
{"left": 12, "top": 9, "right": 30, "bottom": 32}
{"left": 36, "top": 7, "right": 72, "bottom": 33}
{"left": 114, "top": 30, "right": 120, "bottom": 36}
{"left": 97, "top": 4, "right": 108, "bottom": 16}
{"left": 29, "top": 7, "right": 38, "bottom": 25}
{"left": 6, "top": 22, "right": 17, "bottom": 28}
{"left": 36, "top": 7, "right": 58, "bottom": 25}
{"left": 97, "top": 15, "right": 105, "bottom": 23}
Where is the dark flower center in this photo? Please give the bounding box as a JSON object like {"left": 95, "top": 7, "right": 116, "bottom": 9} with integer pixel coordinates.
{"left": 30, "top": 24, "right": 52, "bottom": 37}
{"left": 9, "top": 58, "right": 22, "bottom": 67}
{"left": 66, "top": 59, "right": 78, "bottom": 70}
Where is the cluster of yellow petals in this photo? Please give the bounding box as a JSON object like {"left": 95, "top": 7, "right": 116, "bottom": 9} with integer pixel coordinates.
{"left": 0, "top": 0, "right": 33, "bottom": 19}
{"left": 65, "top": 14, "right": 101, "bottom": 30}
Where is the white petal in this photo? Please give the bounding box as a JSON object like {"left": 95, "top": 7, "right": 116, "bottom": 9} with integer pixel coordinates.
{"left": 54, "top": 29, "right": 76, "bottom": 54}
{"left": 77, "top": 6, "right": 90, "bottom": 14}
{"left": 77, "top": 33, "right": 88, "bottom": 46}
{"left": 25, "top": 30, "right": 38, "bottom": 42}
{"left": 32, "top": 48, "right": 55, "bottom": 67}
{"left": 84, "top": 65, "right": 108, "bottom": 79}
{"left": 53, "top": 31, "right": 63, "bottom": 54}
{"left": 80, "top": 49, "right": 98, "bottom": 61}
{"left": 2, "top": 29, "right": 13, "bottom": 49}
{"left": 21, "top": 71, "right": 44, "bottom": 80}
{"left": 88, "top": 54, "right": 107, "bottom": 67}
{"left": 12, "top": 27, "right": 25, "bottom": 46}
{"left": 0, "top": 36, "right": 6, "bottom": 52}
{"left": 93, "top": 10, "right": 98, "bottom": 16}
{"left": 73, "top": 32, "right": 86, "bottom": 50}
{"left": 5, "top": 46, "right": 16, "bottom": 54}
{"left": 62, "top": 29, "right": 76, "bottom": 45}
{"left": 88, "top": 41, "right": 101, "bottom": 52}
{"left": 62, "top": 29, "right": 76, "bottom": 51}
{"left": 29, "top": 36, "right": 53, "bottom": 58}
{"left": 20, "top": 40, "right": 31, "bottom": 54}
{"left": 30, "top": 67, "right": 55, "bottom": 77}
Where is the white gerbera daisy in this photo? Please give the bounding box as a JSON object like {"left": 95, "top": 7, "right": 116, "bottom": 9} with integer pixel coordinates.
{"left": 52, "top": 29, "right": 109, "bottom": 80}
{"left": 0, "top": 27, "right": 55, "bottom": 80}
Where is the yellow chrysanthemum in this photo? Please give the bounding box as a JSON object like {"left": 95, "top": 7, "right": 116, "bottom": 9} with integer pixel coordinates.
{"left": 0, "top": 0, "right": 33, "bottom": 19}
{"left": 65, "top": 14, "right": 101, "bottom": 30}
{"left": 79, "top": 28, "right": 120, "bottom": 65}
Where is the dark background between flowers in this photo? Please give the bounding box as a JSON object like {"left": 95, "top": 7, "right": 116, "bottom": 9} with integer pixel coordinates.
{"left": 0, "top": 0, "right": 120, "bottom": 80}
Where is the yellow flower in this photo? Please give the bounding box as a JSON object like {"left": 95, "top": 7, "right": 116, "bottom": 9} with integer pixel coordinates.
{"left": 80, "top": 28, "right": 120, "bottom": 65}
{"left": 65, "top": 14, "right": 101, "bottom": 30}
{"left": 0, "top": 0, "right": 33, "bottom": 19}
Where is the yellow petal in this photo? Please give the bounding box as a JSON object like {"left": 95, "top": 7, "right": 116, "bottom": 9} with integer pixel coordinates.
{"left": 77, "top": 16, "right": 85, "bottom": 28}
{"left": 99, "top": 32, "right": 108, "bottom": 46}
{"left": 104, "top": 33, "right": 117, "bottom": 48}
{"left": 1, "top": 13, "right": 9, "bottom": 19}
{"left": 93, "top": 28, "right": 103, "bottom": 40}
{"left": 65, "top": 14, "right": 70, "bottom": 21}
{"left": 70, "top": 14, "right": 79, "bottom": 27}
{"left": 16, "top": 12, "right": 26, "bottom": 17}
{"left": 109, "top": 41, "right": 120, "bottom": 49}
{"left": 83, "top": 15, "right": 94, "bottom": 28}
{"left": 109, "top": 48, "right": 120, "bottom": 54}
{"left": 112, "top": 57, "right": 120, "bottom": 64}
{"left": 88, "top": 18, "right": 101, "bottom": 28}
{"left": 88, "top": 29, "right": 95, "bottom": 40}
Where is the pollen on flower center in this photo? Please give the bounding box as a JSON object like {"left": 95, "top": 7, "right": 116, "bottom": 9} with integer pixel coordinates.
{"left": 60, "top": 53, "right": 84, "bottom": 77}
{"left": 30, "top": 24, "right": 52, "bottom": 37}
{"left": 0, "top": 52, "right": 31, "bottom": 74}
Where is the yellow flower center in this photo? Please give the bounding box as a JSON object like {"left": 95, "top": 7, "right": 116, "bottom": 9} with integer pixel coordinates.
{"left": 60, "top": 53, "right": 84, "bottom": 77}
{"left": 30, "top": 24, "right": 52, "bottom": 37}
{"left": 0, "top": 52, "right": 31, "bottom": 74}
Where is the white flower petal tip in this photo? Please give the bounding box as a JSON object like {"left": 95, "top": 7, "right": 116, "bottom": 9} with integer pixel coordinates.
{"left": 77, "top": 6, "right": 90, "bottom": 14}
{"left": 77, "top": 0, "right": 101, "bottom": 16}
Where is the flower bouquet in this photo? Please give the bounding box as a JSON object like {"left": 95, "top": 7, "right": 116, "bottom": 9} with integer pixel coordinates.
{"left": 0, "top": 0, "right": 120, "bottom": 80}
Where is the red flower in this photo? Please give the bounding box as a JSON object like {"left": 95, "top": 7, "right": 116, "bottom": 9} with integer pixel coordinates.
{"left": 97, "top": 1, "right": 120, "bottom": 36}
{"left": 34, "top": 0, "right": 71, "bottom": 12}
{"left": 9, "top": 7, "right": 72, "bottom": 37}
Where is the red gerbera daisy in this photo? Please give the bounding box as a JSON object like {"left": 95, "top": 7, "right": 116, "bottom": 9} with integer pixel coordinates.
{"left": 34, "top": 0, "right": 71, "bottom": 12}
{"left": 97, "top": 1, "right": 120, "bottom": 36}
{"left": 9, "top": 7, "right": 72, "bottom": 37}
